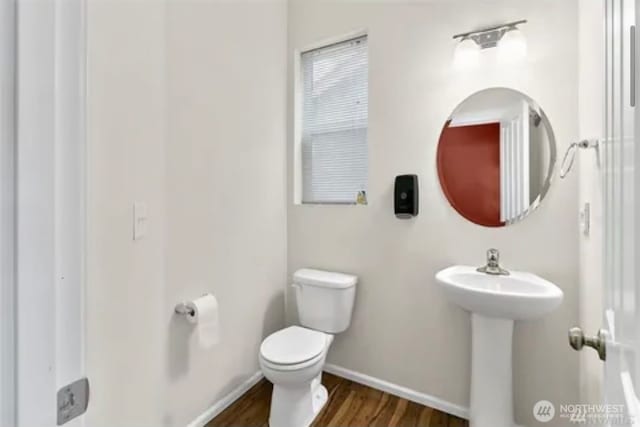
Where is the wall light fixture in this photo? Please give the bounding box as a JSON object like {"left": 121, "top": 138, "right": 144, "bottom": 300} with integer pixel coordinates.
{"left": 453, "top": 20, "right": 527, "bottom": 66}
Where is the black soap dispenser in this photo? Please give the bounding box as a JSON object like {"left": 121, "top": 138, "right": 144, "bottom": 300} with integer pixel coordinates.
{"left": 394, "top": 175, "right": 419, "bottom": 218}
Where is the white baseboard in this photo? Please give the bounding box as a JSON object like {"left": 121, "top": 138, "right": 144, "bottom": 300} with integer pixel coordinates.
{"left": 186, "top": 371, "right": 264, "bottom": 427}
{"left": 323, "top": 363, "right": 469, "bottom": 420}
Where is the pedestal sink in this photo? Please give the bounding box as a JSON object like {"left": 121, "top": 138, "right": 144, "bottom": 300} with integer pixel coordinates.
{"left": 435, "top": 265, "right": 563, "bottom": 427}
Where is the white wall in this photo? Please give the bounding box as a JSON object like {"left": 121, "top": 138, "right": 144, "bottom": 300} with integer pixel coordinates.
{"left": 86, "top": 0, "right": 287, "bottom": 425}
{"left": 287, "top": 1, "right": 580, "bottom": 426}
{"left": 162, "top": 1, "right": 287, "bottom": 425}
{"left": 86, "top": 0, "right": 167, "bottom": 424}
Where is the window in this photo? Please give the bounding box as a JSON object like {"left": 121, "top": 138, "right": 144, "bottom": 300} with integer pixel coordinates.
{"left": 301, "top": 35, "right": 368, "bottom": 204}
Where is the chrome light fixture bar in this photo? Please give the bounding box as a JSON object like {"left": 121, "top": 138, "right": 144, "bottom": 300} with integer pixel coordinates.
{"left": 453, "top": 20, "right": 527, "bottom": 49}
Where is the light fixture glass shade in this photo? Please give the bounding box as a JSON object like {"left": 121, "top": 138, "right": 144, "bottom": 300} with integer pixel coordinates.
{"left": 454, "top": 37, "right": 480, "bottom": 68}
{"left": 498, "top": 28, "right": 527, "bottom": 61}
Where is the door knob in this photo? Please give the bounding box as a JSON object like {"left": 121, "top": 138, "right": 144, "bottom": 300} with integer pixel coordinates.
{"left": 568, "top": 327, "right": 607, "bottom": 361}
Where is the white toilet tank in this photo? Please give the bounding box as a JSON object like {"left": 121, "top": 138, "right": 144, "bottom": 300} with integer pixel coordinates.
{"left": 293, "top": 268, "right": 357, "bottom": 334}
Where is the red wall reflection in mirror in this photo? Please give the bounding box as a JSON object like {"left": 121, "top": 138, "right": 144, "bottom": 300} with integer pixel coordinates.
{"left": 437, "top": 121, "right": 504, "bottom": 227}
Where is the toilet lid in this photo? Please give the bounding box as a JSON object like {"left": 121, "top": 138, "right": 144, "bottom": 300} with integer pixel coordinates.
{"left": 260, "top": 326, "right": 326, "bottom": 365}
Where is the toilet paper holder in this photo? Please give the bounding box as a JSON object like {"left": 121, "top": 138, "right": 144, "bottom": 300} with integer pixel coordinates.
{"left": 174, "top": 302, "right": 195, "bottom": 317}
{"left": 175, "top": 293, "right": 213, "bottom": 317}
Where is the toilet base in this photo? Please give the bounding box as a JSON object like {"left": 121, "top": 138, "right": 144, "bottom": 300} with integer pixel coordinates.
{"left": 268, "top": 374, "right": 328, "bottom": 427}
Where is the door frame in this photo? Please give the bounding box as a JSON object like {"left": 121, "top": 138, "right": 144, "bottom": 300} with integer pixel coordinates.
{"left": 14, "top": 0, "right": 86, "bottom": 424}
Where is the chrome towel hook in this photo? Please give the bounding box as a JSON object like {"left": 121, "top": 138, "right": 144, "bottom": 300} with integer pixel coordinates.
{"left": 560, "top": 139, "right": 599, "bottom": 179}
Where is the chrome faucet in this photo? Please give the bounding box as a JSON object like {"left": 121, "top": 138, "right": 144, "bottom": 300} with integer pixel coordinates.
{"left": 477, "top": 248, "right": 510, "bottom": 276}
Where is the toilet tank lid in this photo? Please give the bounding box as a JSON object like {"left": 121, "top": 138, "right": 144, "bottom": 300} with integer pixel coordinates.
{"left": 293, "top": 268, "right": 358, "bottom": 289}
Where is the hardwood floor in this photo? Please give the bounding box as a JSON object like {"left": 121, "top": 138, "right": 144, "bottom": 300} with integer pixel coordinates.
{"left": 207, "top": 373, "right": 468, "bottom": 427}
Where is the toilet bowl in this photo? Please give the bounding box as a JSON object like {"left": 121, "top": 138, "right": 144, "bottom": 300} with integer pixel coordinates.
{"left": 259, "top": 269, "right": 357, "bottom": 427}
{"left": 259, "top": 326, "right": 334, "bottom": 427}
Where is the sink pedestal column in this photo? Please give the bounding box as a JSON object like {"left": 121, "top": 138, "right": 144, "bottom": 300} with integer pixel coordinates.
{"left": 470, "top": 313, "right": 515, "bottom": 427}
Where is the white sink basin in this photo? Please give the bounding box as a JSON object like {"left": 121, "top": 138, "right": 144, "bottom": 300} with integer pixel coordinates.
{"left": 435, "top": 264, "right": 564, "bottom": 427}
{"left": 435, "top": 265, "right": 563, "bottom": 320}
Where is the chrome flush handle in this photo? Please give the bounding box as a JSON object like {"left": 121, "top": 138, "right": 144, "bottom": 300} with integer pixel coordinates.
{"left": 568, "top": 327, "right": 607, "bottom": 361}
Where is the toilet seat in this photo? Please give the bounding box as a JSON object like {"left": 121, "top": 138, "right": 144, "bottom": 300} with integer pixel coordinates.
{"left": 260, "top": 326, "right": 328, "bottom": 367}
{"left": 260, "top": 352, "right": 324, "bottom": 372}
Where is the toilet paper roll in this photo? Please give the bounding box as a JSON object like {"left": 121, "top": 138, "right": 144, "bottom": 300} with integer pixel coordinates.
{"left": 186, "top": 294, "right": 220, "bottom": 348}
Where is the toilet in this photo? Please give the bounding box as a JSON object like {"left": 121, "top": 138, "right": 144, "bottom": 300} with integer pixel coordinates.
{"left": 259, "top": 268, "right": 357, "bottom": 427}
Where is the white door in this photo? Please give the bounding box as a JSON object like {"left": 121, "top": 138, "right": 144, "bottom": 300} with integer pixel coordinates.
{"left": 602, "top": 0, "right": 637, "bottom": 420}
{"left": 577, "top": 0, "right": 640, "bottom": 424}
{"left": 499, "top": 100, "right": 531, "bottom": 224}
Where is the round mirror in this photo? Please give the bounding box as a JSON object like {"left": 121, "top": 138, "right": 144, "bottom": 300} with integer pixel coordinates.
{"left": 436, "top": 88, "right": 556, "bottom": 227}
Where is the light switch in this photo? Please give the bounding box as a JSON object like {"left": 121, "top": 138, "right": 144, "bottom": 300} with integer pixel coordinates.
{"left": 133, "top": 202, "right": 148, "bottom": 241}
{"left": 580, "top": 202, "right": 590, "bottom": 237}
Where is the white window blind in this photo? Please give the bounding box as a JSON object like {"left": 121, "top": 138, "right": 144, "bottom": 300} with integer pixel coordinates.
{"left": 301, "top": 35, "right": 368, "bottom": 204}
